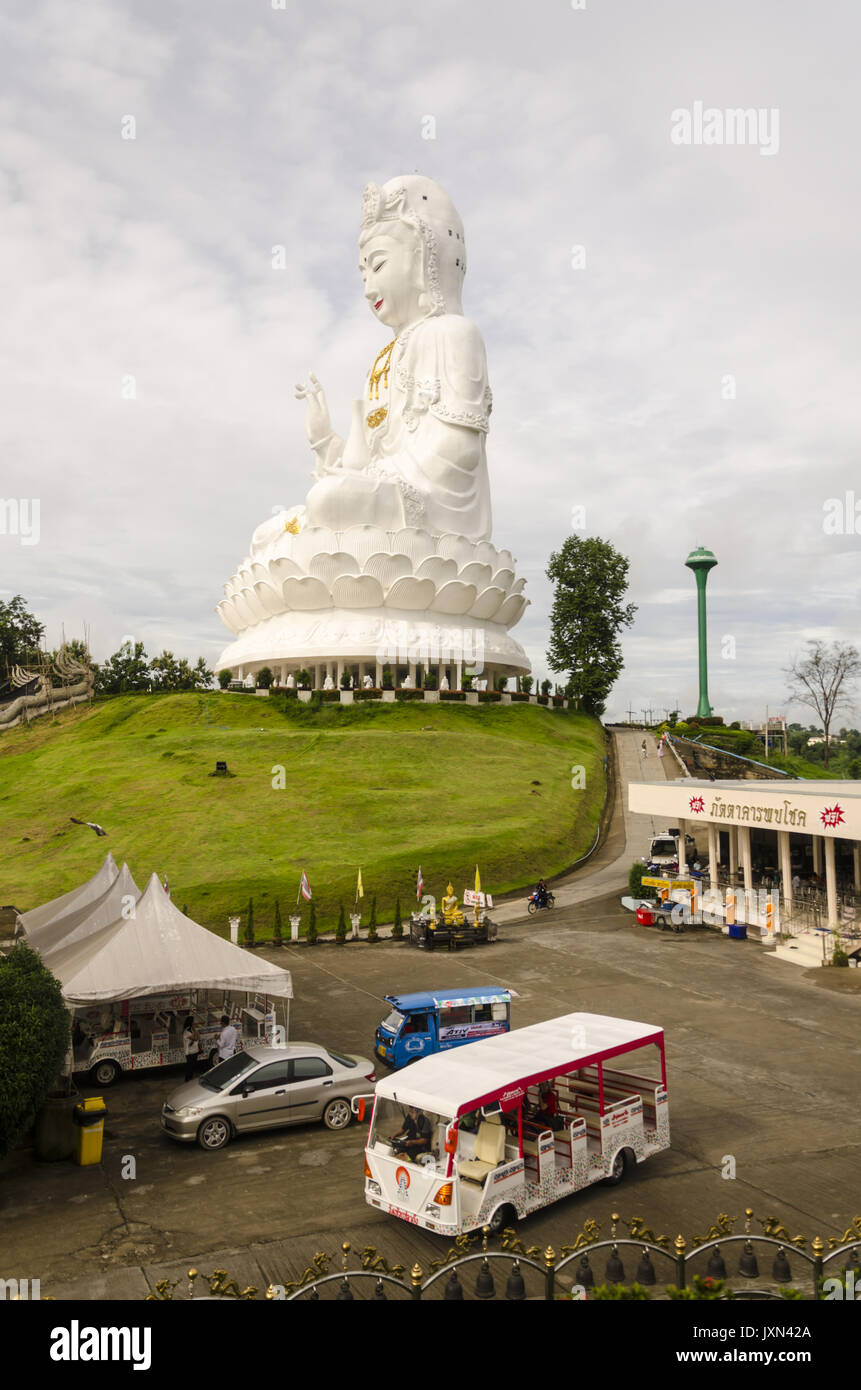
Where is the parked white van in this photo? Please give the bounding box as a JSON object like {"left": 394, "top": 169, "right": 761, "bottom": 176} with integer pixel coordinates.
{"left": 361, "top": 1012, "right": 669, "bottom": 1235}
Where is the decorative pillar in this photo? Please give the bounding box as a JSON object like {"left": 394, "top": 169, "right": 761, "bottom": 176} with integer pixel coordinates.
{"left": 677, "top": 818, "right": 688, "bottom": 875}
{"left": 314, "top": 663, "right": 322, "bottom": 690}
{"left": 358, "top": 662, "right": 365, "bottom": 686}
{"left": 739, "top": 826, "right": 753, "bottom": 913}
{"left": 778, "top": 830, "right": 793, "bottom": 912}
{"left": 824, "top": 838, "right": 838, "bottom": 928}
{"left": 408, "top": 661, "right": 416, "bottom": 687}
{"left": 375, "top": 661, "right": 383, "bottom": 687}
{"left": 455, "top": 659, "right": 463, "bottom": 690}
{"left": 728, "top": 826, "right": 738, "bottom": 879}
{"left": 707, "top": 823, "right": 719, "bottom": 889}
{"left": 337, "top": 659, "right": 344, "bottom": 687}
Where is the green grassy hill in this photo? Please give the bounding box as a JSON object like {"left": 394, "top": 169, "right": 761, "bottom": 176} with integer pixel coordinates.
{"left": 0, "top": 693, "right": 606, "bottom": 935}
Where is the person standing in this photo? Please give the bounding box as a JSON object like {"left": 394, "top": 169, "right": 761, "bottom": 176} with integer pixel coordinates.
{"left": 182, "top": 1016, "right": 200, "bottom": 1082}
{"left": 218, "top": 1014, "right": 238, "bottom": 1062}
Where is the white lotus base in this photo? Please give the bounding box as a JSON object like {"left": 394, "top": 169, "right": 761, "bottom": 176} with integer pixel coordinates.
{"left": 215, "top": 607, "right": 529, "bottom": 684}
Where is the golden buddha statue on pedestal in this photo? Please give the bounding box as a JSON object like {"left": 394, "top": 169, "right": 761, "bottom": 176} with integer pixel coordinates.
{"left": 440, "top": 883, "right": 465, "bottom": 927}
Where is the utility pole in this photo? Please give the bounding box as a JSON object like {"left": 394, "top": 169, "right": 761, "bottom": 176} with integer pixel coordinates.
{"left": 765, "top": 704, "right": 769, "bottom": 758}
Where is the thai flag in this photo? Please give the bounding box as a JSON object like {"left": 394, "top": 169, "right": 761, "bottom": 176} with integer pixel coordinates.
{"left": 416, "top": 866, "right": 423, "bottom": 900}
{"left": 300, "top": 870, "right": 312, "bottom": 901}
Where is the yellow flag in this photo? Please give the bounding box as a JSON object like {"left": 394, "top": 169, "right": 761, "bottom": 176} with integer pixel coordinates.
{"left": 475, "top": 864, "right": 481, "bottom": 894}
{"left": 356, "top": 868, "right": 364, "bottom": 900}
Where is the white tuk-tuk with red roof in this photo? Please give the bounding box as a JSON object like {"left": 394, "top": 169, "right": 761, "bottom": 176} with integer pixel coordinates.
{"left": 362, "top": 1012, "right": 669, "bottom": 1234}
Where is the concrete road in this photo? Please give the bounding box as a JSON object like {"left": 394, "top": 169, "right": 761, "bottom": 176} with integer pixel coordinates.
{"left": 3, "top": 889, "right": 860, "bottom": 1300}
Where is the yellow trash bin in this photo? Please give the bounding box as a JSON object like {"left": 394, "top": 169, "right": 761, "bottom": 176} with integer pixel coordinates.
{"left": 74, "top": 1097, "right": 108, "bottom": 1166}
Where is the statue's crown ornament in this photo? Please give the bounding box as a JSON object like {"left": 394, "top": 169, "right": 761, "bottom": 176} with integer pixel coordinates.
{"left": 360, "top": 175, "right": 466, "bottom": 316}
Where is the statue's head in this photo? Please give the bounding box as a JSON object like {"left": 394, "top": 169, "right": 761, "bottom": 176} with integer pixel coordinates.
{"left": 359, "top": 175, "right": 465, "bottom": 330}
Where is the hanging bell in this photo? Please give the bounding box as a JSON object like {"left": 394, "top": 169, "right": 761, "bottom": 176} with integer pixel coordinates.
{"left": 577, "top": 1254, "right": 594, "bottom": 1288}
{"left": 772, "top": 1247, "right": 792, "bottom": 1283}
{"left": 444, "top": 1270, "right": 464, "bottom": 1300}
{"left": 707, "top": 1246, "right": 727, "bottom": 1279}
{"left": 505, "top": 1260, "right": 526, "bottom": 1301}
{"left": 372, "top": 1278, "right": 387, "bottom": 1300}
{"left": 605, "top": 1247, "right": 625, "bottom": 1283}
{"left": 636, "top": 1249, "right": 656, "bottom": 1285}
{"left": 738, "top": 1240, "right": 759, "bottom": 1278}
{"left": 336, "top": 1277, "right": 354, "bottom": 1300}
{"left": 474, "top": 1257, "right": 496, "bottom": 1300}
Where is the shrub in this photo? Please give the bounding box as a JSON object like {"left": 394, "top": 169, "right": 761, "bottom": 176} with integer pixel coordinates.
{"left": 382, "top": 666, "right": 394, "bottom": 690}
{"left": 588, "top": 1283, "right": 653, "bottom": 1301}
{"left": 322, "top": 689, "right": 340, "bottom": 702}
{"left": 423, "top": 671, "right": 438, "bottom": 690}
{"left": 519, "top": 675, "right": 534, "bottom": 694}
{"left": 296, "top": 669, "right": 311, "bottom": 689}
{"left": 537, "top": 694, "right": 549, "bottom": 705}
{"left": 272, "top": 899, "right": 283, "bottom": 945}
{"left": 218, "top": 669, "right": 232, "bottom": 689}
{"left": 282, "top": 687, "right": 298, "bottom": 701}
{"left": 540, "top": 680, "right": 552, "bottom": 696}
{"left": 553, "top": 695, "right": 564, "bottom": 706}
{"left": 367, "top": 896, "right": 378, "bottom": 942}
{"left": 461, "top": 674, "right": 474, "bottom": 691}
{"left": 396, "top": 688, "right": 423, "bottom": 701}
{"left": 629, "top": 861, "right": 657, "bottom": 899}
{"left": 440, "top": 690, "right": 466, "bottom": 701}
{"left": 335, "top": 901, "right": 347, "bottom": 945}
{"left": 510, "top": 691, "right": 529, "bottom": 702}
{"left": 478, "top": 691, "right": 501, "bottom": 703}
{"left": 832, "top": 943, "right": 850, "bottom": 967}
{"left": 339, "top": 669, "right": 352, "bottom": 690}
{"left": 0, "top": 944, "right": 71, "bottom": 1157}
{"left": 353, "top": 688, "right": 381, "bottom": 701}
{"left": 244, "top": 898, "right": 255, "bottom": 945}
{"left": 256, "top": 667, "right": 273, "bottom": 690}
{"left": 307, "top": 901, "right": 317, "bottom": 945}
{"left": 495, "top": 675, "right": 508, "bottom": 692}
{"left": 392, "top": 897, "right": 403, "bottom": 938}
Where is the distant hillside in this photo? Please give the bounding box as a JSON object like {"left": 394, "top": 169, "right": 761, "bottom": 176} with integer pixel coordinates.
{"left": 0, "top": 693, "right": 606, "bottom": 934}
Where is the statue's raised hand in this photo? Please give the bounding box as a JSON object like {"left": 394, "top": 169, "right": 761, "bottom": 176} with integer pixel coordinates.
{"left": 294, "top": 373, "right": 332, "bottom": 447}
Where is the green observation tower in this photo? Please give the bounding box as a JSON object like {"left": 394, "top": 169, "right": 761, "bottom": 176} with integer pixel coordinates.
{"left": 685, "top": 546, "right": 718, "bottom": 718}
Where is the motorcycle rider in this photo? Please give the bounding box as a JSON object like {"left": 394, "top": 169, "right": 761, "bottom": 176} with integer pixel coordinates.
{"left": 535, "top": 879, "right": 549, "bottom": 908}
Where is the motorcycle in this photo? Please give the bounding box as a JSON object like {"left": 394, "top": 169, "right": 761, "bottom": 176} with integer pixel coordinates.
{"left": 527, "top": 890, "right": 555, "bottom": 914}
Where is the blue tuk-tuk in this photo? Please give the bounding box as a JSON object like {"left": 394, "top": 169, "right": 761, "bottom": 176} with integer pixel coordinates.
{"left": 374, "top": 987, "right": 513, "bottom": 1069}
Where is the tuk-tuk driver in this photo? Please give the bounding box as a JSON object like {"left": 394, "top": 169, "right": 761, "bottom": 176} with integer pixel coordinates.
{"left": 390, "top": 1105, "right": 433, "bottom": 1158}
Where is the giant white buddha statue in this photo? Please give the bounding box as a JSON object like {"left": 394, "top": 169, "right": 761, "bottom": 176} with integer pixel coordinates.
{"left": 216, "top": 175, "right": 529, "bottom": 690}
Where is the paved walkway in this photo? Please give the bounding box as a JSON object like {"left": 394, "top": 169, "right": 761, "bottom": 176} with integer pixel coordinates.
{"left": 492, "top": 728, "right": 680, "bottom": 922}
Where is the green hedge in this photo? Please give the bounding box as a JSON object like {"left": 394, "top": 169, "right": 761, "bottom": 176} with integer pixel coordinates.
{"left": 395, "top": 689, "right": 424, "bottom": 701}
{"left": 537, "top": 695, "right": 549, "bottom": 705}
{"left": 321, "top": 689, "right": 340, "bottom": 703}
{"left": 478, "top": 691, "right": 501, "bottom": 703}
{"left": 510, "top": 691, "right": 529, "bottom": 702}
{"left": 440, "top": 690, "right": 466, "bottom": 701}
{"left": 0, "top": 944, "right": 70, "bottom": 1158}
{"left": 353, "top": 688, "right": 382, "bottom": 701}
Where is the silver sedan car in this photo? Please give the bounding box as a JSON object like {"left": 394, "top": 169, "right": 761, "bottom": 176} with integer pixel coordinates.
{"left": 161, "top": 1042, "right": 376, "bottom": 1151}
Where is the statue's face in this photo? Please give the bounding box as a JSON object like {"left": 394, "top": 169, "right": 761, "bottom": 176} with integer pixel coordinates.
{"left": 359, "top": 223, "right": 423, "bottom": 332}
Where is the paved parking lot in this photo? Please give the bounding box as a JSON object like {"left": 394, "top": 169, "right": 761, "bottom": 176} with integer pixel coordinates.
{"left": 2, "top": 892, "right": 860, "bottom": 1299}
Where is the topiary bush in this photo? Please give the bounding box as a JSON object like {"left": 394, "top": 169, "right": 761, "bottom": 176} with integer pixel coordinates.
{"left": 218, "top": 669, "right": 232, "bottom": 689}
{"left": 392, "top": 897, "right": 403, "bottom": 938}
{"left": 244, "top": 898, "right": 255, "bottom": 945}
{"left": 367, "top": 895, "right": 378, "bottom": 942}
{"left": 382, "top": 666, "right": 394, "bottom": 690}
{"left": 256, "top": 667, "right": 273, "bottom": 690}
{"left": 307, "top": 901, "right": 317, "bottom": 945}
{"left": 396, "top": 688, "right": 423, "bottom": 701}
{"left": 272, "top": 899, "right": 283, "bottom": 946}
{"left": 335, "top": 900, "right": 347, "bottom": 945}
{"left": 0, "top": 944, "right": 71, "bottom": 1158}
{"left": 440, "top": 690, "right": 466, "bottom": 701}
{"left": 629, "top": 861, "right": 658, "bottom": 899}
{"left": 478, "top": 691, "right": 501, "bottom": 702}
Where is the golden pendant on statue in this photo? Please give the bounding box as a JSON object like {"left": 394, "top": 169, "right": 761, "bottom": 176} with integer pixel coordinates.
{"left": 366, "top": 406, "right": 388, "bottom": 429}
{"left": 368, "top": 338, "right": 396, "bottom": 401}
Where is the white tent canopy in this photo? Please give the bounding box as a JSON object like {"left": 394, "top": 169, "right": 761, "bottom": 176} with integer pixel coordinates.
{"left": 49, "top": 873, "right": 293, "bottom": 1006}
{"left": 17, "top": 853, "right": 118, "bottom": 937}
{"left": 27, "top": 863, "right": 141, "bottom": 960}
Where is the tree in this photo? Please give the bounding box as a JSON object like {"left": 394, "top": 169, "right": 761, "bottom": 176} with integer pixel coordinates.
{"left": 257, "top": 666, "right": 274, "bottom": 690}
{"left": 785, "top": 641, "right": 861, "bottom": 768}
{"left": 335, "top": 900, "right": 347, "bottom": 945}
{"left": 307, "top": 900, "right": 317, "bottom": 945}
{"left": 546, "top": 537, "right": 637, "bottom": 716}
{"left": 95, "top": 640, "right": 151, "bottom": 694}
{"left": 218, "top": 669, "right": 232, "bottom": 689}
{"left": 0, "top": 595, "right": 45, "bottom": 671}
{"left": 391, "top": 896, "right": 403, "bottom": 938}
{"left": 272, "top": 899, "right": 283, "bottom": 945}
{"left": 244, "top": 898, "right": 255, "bottom": 946}
{"left": 0, "top": 944, "right": 70, "bottom": 1158}
{"left": 367, "top": 895, "right": 378, "bottom": 942}
{"left": 520, "top": 675, "right": 534, "bottom": 694}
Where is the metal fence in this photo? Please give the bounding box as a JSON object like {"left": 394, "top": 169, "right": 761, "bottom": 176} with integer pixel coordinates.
{"left": 148, "top": 1208, "right": 861, "bottom": 1301}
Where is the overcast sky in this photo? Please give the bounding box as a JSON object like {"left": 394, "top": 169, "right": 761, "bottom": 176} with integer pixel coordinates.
{"left": 2, "top": 0, "right": 859, "bottom": 721}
